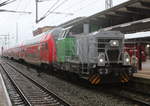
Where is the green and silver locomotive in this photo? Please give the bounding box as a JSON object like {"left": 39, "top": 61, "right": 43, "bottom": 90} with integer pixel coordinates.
{"left": 53, "top": 27, "right": 137, "bottom": 85}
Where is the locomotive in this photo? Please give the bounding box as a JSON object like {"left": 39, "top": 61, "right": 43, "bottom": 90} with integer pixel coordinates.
{"left": 3, "top": 27, "right": 137, "bottom": 85}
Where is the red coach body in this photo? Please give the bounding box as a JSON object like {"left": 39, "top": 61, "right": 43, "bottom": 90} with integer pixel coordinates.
{"left": 5, "top": 31, "right": 57, "bottom": 67}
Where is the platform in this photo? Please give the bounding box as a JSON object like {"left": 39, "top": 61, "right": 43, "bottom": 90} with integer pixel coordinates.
{"left": 133, "top": 60, "right": 150, "bottom": 79}
{"left": 0, "top": 73, "right": 12, "bottom": 106}
{"left": 132, "top": 60, "right": 150, "bottom": 85}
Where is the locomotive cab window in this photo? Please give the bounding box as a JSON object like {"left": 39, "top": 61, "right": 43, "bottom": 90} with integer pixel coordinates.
{"left": 66, "top": 32, "right": 75, "bottom": 38}
{"left": 58, "top": 26, "right": 73, "bottom": 40}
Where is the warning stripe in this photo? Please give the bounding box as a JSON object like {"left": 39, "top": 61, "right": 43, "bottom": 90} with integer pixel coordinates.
{"left": 89, "top": 74, "right": 97, "bottom": 82}
{"left": 124, "top": 73, "right": 129, "bottom": 80}
{"left": 120, "top": 75, "right": 128, "bottom": 83}
{"left": 120, "top": 75, "right": 125, "bottom": 83}
{"left": 121, "top": 79, "right": 125, "bottom": 83}
{"left": 122, "top": 75, "right": 128, "bottom": 82}
{"left": 123, "top": 78, "right": 128, "bottom": 82}
{"left": 94, "top": 77, "right": 101, "bottom": 85}
{"left": 91, "top": 75, "right": 99, "bottom": 84}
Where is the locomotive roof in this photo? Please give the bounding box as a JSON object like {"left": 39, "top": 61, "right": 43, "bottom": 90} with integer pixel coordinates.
{"left": 89, "top": 30, "right": 124, "bottom": 38}
{"left": 74, "top": 31, "right": 124, "bottom": 39}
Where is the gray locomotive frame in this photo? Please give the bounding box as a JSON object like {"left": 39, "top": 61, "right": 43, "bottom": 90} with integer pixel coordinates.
{"left": 74, "top": 31, "right": 133, "bottom": 75}
{"left": 53, "top": 28, "right": 136, "bottom": 77}
{"left": 76, "top": 31, "right": 124, "bottom": 64}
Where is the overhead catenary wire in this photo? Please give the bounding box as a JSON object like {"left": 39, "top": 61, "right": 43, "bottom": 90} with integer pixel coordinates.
{"left": 36, "top": 0, "right": 68, "bottom": 23}
{"left": 0, "top": 9, "right": 31, "bottom": 14}
{"left": 0, "top": 0, "right": 17, "bottom": 7}
{"left": 42, "top": 0, "right": 60, "bottom": 17}
{"left": 0, "top": 0, "right": 31, "bottom": 14}
{"left": 54, "top": 0, "right": 100, "bottom": 25}
{"left": 36, "top": 0, "right": 60, "bottom": 23}
{"left": 38, "top": 0, "right": 52, "bottom": 2}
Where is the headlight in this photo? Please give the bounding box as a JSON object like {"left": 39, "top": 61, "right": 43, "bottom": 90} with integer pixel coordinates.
{"left": 124, "top": 52, "right": 130, "bottom": 65}
{"left": 99, "top": 59, "right": 104, "bottom": 63}
{"left": 110, "top": 40, "right": 119, "bottom": 46}
{"left": 98, "top": 53, "right": 105, "bottom": 66}
{"left": 126, "top": 58, "right": 130, "bottom": 62}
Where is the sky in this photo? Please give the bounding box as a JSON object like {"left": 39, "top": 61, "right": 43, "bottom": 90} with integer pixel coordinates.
{"left": 0, "top": 0, "right": 149, "bottom": 48}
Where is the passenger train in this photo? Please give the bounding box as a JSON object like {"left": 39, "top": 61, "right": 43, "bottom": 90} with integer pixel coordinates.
{"left": 3, "top": 27, "right": 137, "bottom": 85}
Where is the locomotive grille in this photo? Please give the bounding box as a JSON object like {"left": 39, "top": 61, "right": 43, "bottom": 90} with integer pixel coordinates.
{"left": 97, "top": 39, "right": 107, "bottom": 52}
{"left": 107, "top": 49, "right": 119, "bottom": 62}
{"left": 97, "top": 38, "right": 121, "bottom": 62}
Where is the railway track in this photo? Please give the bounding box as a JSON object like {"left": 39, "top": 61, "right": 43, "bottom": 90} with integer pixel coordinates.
{"left": 1, "top": 59, "right": 150, "bottom": 106}
{"left": 121, "top": 85, "right": 150, "bottom": 106}
{"left": 0, "top": 64, "right": 29, "bottom": 106}
{"left": 104, "top": 84, "right": 150, "bottom": 106}
{"left": 0, "top": 62, "right": 71, "bottom": 106}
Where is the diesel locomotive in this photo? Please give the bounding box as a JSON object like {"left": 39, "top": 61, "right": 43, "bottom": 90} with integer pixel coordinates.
{"left": 3, "top": 27, "right": 137, "bottom": 85}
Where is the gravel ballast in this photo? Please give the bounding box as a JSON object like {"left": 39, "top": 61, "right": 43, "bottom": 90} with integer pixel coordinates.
{"left": 4, "top": 59, "right": 139, "bottom": 106}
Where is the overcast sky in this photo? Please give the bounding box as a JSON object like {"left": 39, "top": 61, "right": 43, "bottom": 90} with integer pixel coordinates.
{"left": 0, "top": 0, "right": 149, "bottom": 47}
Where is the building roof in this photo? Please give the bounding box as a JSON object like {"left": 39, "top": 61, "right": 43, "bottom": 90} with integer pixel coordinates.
{"left": 59, "top": 0, "right": 150, "bottom": 34}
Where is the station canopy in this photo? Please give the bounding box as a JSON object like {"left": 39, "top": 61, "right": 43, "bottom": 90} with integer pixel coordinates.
{"left": 59, "top": 0, "right": 150, "bottom": 34}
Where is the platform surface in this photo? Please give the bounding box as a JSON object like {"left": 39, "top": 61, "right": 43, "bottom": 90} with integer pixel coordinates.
{"left": 133, "top": 60, "right": 150, "bottom": 80}
{"left": 0, "top": 73, "right": 12, "bottom": 106}
{"left": 141, "top": 60, "right": 150, "bottom": 71}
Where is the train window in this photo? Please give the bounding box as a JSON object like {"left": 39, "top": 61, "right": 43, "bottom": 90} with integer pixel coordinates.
{"left": 45, "top": 43, "right": 48, "bottom": 49}
{"left": 66, "top": 32, "right": 75, "bottom": 38}
{"left": 62, "top": 31, "right": 68, "bottom": 38}
{"left": 60, "top": 31, "right": 66, "bottom": 39}
{"left": 58, "top": 26, "right": 73, "bottom": 39}
{"left": 41, "top": 43, "right": 48, "bottom": 50}
{"left": 51, "top": 28, "right": 63, "bottom": 40}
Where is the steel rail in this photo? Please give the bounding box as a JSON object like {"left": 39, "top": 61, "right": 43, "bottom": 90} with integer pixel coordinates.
{"left": 108, "top": 88, "right": 150, "bottom": 106}
{"left": 7, "top": 62, "right": 71, "bottom": 106}
{"left": 0, "top": 64, "right": 32, "bottom": 106}
{"left": 121, "top": 85, "right": 150, "bottom": 97}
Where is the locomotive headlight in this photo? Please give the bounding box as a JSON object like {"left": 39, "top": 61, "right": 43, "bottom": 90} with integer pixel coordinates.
{"left": 124, "top": 52, "right": 130, "bottom": 65}
{"left": 125, "top": 58, "right": 130, "bottom": 62}
{"left": 98, "top": 53, "right": 105, "bottom": 66}
{"left": 99, "top": 59, "right": 104, "bottom": 63}
{"left": 110, "top": 40, "right": 119, "bottom": 46}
